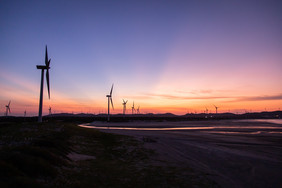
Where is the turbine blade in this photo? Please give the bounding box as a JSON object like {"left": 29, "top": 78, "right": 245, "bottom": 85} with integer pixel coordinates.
{"left": 126, "top": 100, "right": 128, "bottom": 103}
{"left": 123, "top": 99, "right": 125, "bottom": 103}
{"left": 8, "top": 107, "right": 11, "bottom": 113}
{"left": 110, "top": 97, "right": 114, "bottom": 110}
{"left": 45, "top": 45, "right": 48, "bottom": 65}
{"left": 46, "top": 59, "right": 51, "bottom": 68}
{"left": 110, "top": 84, "right": 114, "bottom": 96}
{"left": 46, "top": 69, "right": 50, "bottom": 99}
{"left": 8, "top": 100, "right": 11, "bottom": 106}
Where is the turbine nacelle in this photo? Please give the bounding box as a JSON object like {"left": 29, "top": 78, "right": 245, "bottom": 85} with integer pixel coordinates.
{"left": 122, "top": 99, "right": 128, "bottom": 105}
{"left": 36, "top": 65, "right": 50, "bottom": 69}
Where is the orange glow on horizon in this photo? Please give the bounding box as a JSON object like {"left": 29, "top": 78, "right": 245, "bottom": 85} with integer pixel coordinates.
{"left": 3, "top": 96, "right": 280, "bottom": 116}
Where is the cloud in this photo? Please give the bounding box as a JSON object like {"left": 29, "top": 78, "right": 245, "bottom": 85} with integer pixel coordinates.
{"left": 175, "top": 89, "right": 235, "bottom": 95}
{"left": 0, "top": 70, "right": 38, "bottom": 94}
{"left": 126, "top": 92, "right": 282, "bottom": 102}
{"left": 149, "top": 93, "right": 231, "bottom": 100}
{"left": 233, "top": 94, "right": 282, "bottom": 102}
{"left": 126, "top": 93, "right": 232, "bottom": 100}
{"left": 176, "top": 89, "right": 213, "bottom": 95}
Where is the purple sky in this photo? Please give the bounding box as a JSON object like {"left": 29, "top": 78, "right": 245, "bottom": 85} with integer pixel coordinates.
{"left": 0, "top": 0, "right": 281, "bottom": 115}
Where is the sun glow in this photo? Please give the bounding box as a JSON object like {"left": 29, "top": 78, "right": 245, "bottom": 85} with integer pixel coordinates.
{"left": 0, "top": 1, "right": 281, "bottom": 116}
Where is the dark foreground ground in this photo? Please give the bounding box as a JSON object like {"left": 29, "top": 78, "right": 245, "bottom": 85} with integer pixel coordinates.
{"left": 0, "top": 121, "right": 216, "bottom": 188}
{"left": 88, "top": 120, "right": 282, "bottom": 188}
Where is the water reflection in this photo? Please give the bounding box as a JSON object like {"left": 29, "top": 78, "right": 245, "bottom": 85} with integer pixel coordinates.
{"left": 79, "top": 124, "right": 215, "bottom": 131}
{"left": 239, "top": 119, "right": 282, "bottom": 124}
{"left": 79, "top": 124, "right": 282, "bottom": 132}
{"left": 202, "top": 131, "right": 263, "bottom": 135}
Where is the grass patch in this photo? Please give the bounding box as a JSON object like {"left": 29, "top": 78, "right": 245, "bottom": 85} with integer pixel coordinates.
{"left": 0, "top": 121, "right": 216, "bottom": 187}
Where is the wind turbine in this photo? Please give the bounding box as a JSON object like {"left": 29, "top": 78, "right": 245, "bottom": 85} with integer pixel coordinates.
{"left": 49, "top": 106, "right": 52, "bottom": 115}
{"left": 5, "top": 101, "right": 11, "bottom": 116}
{"left": 137, "top": 106, "right": 140, "bottom": 114}
{"left": 122, "top": 99, "right": 128, "bottom": 115}
{"left": 213, "top": 104, "right": 219, "bottom": 114}
{"left": 131, "top": 101, "right": 135, "bottom": 115}
{"left": 24, "top": 110, "right": 26, "bottom": 117}
{"left": 205, "top": 107, "right": 208, "bottom": 114}
{"left": 37, "top": 45, "right": 51, "bottom": 122}
{"left": 106, "top": 84, "right": 114, "bottom": 121}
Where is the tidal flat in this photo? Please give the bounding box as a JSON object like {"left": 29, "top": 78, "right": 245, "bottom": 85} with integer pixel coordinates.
{"left": 85, "top": 119, "right": 282, "bottom": 188}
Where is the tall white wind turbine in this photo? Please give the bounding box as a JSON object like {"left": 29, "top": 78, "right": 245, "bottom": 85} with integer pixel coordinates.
{"left": 122, "top": 99, "right": 128, "bottom": 115}
{"left": 131, "top": 101, "right": 135, "bottom": 115}
{"left": 37, "top": 45, "right": 51, "bottom": 122}
{"left": 49, "top": 106, "right": 52, "bottom": 115}
{"left": 213, "top": 104, "right": 219, "bottom": 114}
{"left": 5, "top": 101, "right": 11, "bottom": 116}
{"left": 106, "top": 84, "right": 114, "bottom": 121}
{"left": 137, "top": 106, "right": 140, "bottom": 114}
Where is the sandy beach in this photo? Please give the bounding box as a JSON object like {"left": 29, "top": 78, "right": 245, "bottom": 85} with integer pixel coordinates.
{"left": 82, "top": 120, "right": 282, "bottom": 187}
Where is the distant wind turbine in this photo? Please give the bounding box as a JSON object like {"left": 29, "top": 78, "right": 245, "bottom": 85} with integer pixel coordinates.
{"left": 213, "top": 104, "right": 219, "bottom": 114}
{"left": 106, "top": 84, "right": 114, "bottom": 121}
{"left": 49, "top": 106, "right": 52, "bottom": 115}
{"left": 122, "top": 99, "right": 128, "bottom": 115}
{"left": 137, "top": 106, "right": 140, "bottom": 114}
{"left": 24, "top": 110, "right": 26, "bottom": 117}
{"left": 205, "top": 107, "right": 208, "bottom": 114}
{"left": 131, "top": 101, "right": 135, "bottom": 115}
{"left": 5, "top": 101, "right": 11, "bottom": 116}
{"left": 37, "top": 45, "right": 51, "bottom": 122}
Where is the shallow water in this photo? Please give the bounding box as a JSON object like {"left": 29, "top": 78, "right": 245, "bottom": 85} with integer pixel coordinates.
{"left": 239, "top": 119, "right": 282, "bottom": 124}
{"left": 79, "top": 120, "right": 282, "bottom": 134}
{"left": 202, "top": 130, "right": 282, "bottom": 135}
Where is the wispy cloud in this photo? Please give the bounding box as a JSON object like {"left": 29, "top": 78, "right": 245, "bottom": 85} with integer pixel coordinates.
{"left": 175, "top": 89, "right": 212, "bottom": 95}
{"left": 0, "top": 70, "right": 38, "bottom": 94}
{"left": 233, "top": 94, "right": 282, "bottom": 102}
{"left": 124, "top": 93, "right": 232, "bottom": 100}
{"left": 126, "top": 92, "right": 282, "bottom": 102}
{"left": 175, "top": 89, "right": 234, "bottom": 95}
{"left": 149, "top": 93, "right": 231, "bottom": 100}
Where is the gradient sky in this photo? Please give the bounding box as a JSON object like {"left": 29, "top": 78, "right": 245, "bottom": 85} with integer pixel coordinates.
{"left": 1, "top": 0, "right": 282, "bottom": 116}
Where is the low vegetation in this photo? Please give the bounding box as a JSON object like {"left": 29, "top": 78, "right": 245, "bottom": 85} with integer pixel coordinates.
{"left": 0, "top": 121, "right": 216, "bottom": 187}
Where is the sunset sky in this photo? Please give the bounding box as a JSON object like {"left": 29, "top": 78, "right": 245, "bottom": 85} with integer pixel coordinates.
{"left": 1, "top": 0, "right": 282, "bottom": 116}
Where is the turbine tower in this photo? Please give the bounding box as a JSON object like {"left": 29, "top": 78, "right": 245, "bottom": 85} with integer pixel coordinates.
{"left": 5, "top": 101, "right": 11, "bottom": 116}
{"left": 106, "top": 84, "right": 114, "bottom": 121}
{"left": 131, "top": 101, "right": 135, "bottom": 115}
{"left": 122, "top": 99, "right": 128, "bottom": 115}
{"left": 24, "top": 110, "right": 26, "bottom": 117}
{"left": 213, "top": 104, "right": 219, "bottom": 114}
{"left": 37, "top": 45, "right": 51, "bottom": 122}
